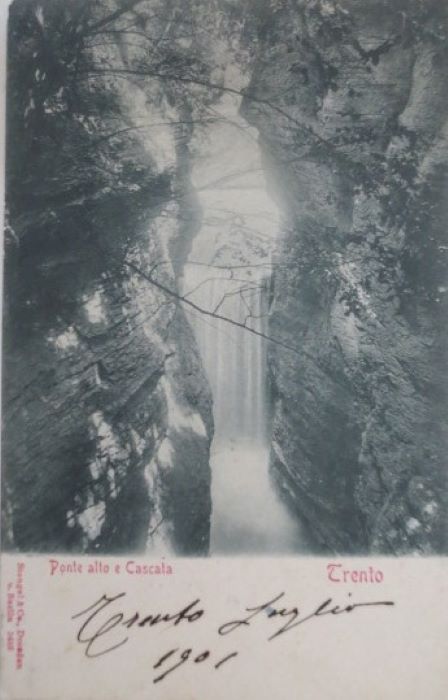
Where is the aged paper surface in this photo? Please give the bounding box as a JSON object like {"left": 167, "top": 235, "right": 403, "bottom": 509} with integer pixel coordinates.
{"left": 0, "top": 555, "right": 447, "bottom": 699}
{"left": 0, "top": 0, "right": 447, "bottom": 698}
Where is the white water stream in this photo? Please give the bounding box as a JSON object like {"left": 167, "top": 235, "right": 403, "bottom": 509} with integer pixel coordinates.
{"left": 182, "top": 66, "right": 306, "bottom": 554}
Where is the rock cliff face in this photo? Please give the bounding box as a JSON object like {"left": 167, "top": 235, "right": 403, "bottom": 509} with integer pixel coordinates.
{"left": 244, "top": 0, "right": 448, "bottom": 553}
{"left": 3, "top": 0, "right": 447, "bottom": 556}
{"left": 2, "top": 0, "right": 213, "bottom": 554}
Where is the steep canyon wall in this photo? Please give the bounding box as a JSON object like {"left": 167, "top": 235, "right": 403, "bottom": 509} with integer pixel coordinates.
{"left": 2, "top": 0, "right": 213, "bottom": 554}
{"left": 244, "top": 0, "right": 448, "bottom": 553}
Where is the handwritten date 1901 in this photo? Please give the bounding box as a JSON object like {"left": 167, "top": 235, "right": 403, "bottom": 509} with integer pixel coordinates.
{"left": 153, "top": 648, "right": 238, "bottom": 684}
{"left": 71, "top": 590, "right": 395, "bottom": 684}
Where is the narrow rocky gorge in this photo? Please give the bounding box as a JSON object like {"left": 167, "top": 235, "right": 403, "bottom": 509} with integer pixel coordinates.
{"left": 2, "top": 0, "right": 447, "bottom": 556}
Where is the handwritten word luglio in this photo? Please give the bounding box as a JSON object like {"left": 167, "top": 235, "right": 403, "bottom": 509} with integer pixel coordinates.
{"left": 71, "top": 589, "right": 395, "bottom": 685}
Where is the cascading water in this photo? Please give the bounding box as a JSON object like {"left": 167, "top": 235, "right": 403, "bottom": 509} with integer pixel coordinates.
{"left": 182, "top": 63, "right": 307, "bottom": 554}
{"left": 194, "top": 271, "right": 267, "bottom": 445}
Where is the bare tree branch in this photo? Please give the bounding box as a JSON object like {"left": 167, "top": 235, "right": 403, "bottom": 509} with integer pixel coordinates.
{"left": 87, "top": 0, "right": 149, "bottom": 34}
{"left": 122, "top": 258, "right": 302, "bottom": 355}
{"left": 90, "top": 118, "right": 218, "bottom": 146}
{"left": 76, "top": 66, "right": 368, "bottom": 181}
{"left": 212, "top": 283, "right": 260, "bottom": 316}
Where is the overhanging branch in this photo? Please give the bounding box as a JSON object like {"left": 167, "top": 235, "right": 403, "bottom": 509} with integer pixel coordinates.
{"left": 122, "top": 258, "right": 303, "bottom": 356}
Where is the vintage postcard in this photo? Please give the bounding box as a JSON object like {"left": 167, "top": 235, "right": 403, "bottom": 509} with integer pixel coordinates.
{"left": 0, "top": 0, "right": 447, "bottom": 698}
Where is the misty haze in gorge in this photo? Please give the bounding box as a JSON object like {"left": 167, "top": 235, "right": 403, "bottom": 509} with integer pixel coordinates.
{"left": 2, "top": 0, "right": 447, "bottom": 557}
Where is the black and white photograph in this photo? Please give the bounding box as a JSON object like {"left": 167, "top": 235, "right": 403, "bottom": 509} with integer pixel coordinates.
{"left": 2, "top": 0, "right": 447, "bottom": 557}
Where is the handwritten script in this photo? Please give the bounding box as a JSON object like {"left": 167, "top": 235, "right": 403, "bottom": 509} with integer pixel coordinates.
{"left": 71, "top": 591, "right": 395, "bottom": 683}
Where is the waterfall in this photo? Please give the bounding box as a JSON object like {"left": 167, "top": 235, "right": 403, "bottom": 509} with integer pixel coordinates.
{"left": 193, "top": 271, "right": 267, "bottom": 446}
{"left": 183, "top": 264, "right": 306, "bottom": 554}
{"left": 181, "top": 63, "right": 307, "bottom": 554}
